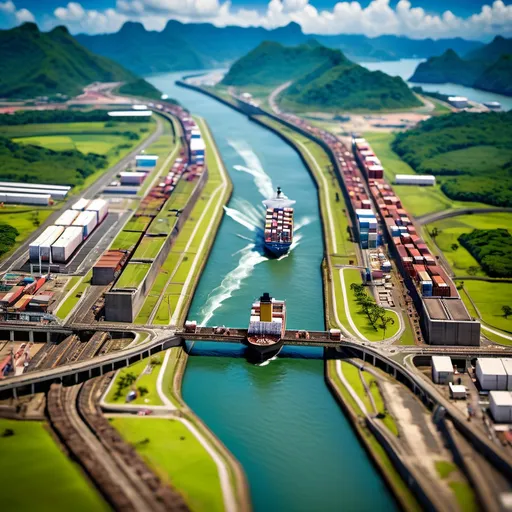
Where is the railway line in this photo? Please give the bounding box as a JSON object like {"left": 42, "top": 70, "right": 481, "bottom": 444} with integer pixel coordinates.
{"left": 47, "top": 378, "right": 189, "bottom": 512}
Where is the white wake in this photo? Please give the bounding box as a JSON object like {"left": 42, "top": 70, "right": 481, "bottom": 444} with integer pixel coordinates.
{"left": 199, "top": 244, "right": 268, "bottom": 326}
{"left": 228, "top": 139, "right": 274, "bottom": 198}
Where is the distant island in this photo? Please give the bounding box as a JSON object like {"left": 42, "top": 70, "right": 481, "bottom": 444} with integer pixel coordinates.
{"left": 0, "top": 23, "right": 160, "bottom": 100}
{"left": 409, "top": 35, "right": 512, "bottom": 97}
{"left": 222, "top": 41, "right": 422, "bottom": 112}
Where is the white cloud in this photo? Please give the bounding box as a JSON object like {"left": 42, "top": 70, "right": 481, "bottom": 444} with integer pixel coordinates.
{"left": 0, "top": 1, "right": 35, "bottom": 27}
{"left": 15, "top": 8, "right": 35, "bottom": 23}
{"left": 40, "top": 0, "right": 512, "bottom": 40}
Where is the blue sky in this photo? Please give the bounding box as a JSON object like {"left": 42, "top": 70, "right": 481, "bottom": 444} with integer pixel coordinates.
{"left": 1, "top": 0, "right": 511, "bottom": 40}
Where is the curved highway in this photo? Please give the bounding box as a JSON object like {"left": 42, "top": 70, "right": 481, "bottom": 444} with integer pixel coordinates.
{"left": 416, "top": 207, "right": 512, "bottom": 226}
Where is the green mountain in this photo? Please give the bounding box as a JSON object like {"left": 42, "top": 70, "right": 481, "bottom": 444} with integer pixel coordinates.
{"left": 223, "top": 41, "right": 421, "bottom": 111}
{"left": 221, "top": 40, "right": 345, "bottom": 86}
{"left": 409, "top": 37, "right": 512, "bottom": 97}
{"left": 473, "top": 55, "right": 512, "bottom": 96}
{"left": 465, "top": 35, "right": 512, "bottom": 62}
{"left": 409, "top": 49, "right": 485, "bottom": 86}
{"left": 0, "top": 23, "right": 156, "bottom": 99}
{"left": 75, "top": 20, "right": 483, "bottom": 75}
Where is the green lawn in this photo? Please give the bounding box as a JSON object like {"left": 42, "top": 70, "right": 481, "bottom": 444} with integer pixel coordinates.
{"left": 115, "top": 262, "right": 151, "bottom": 289}
{"left": 364, "top": 132, "right": 492, "bottom": 217}
{"left": 0, "top": 419, "right": 108, "bottom": 512}
{"left": 342, "top": 362, "right": 373, "bottom": 411}
{"left": 343, "top": 268, "right": 400, "bottom": 341}
{"left": 449, "top": 481, "right": 478, "bottom": 512}
{"left": 111, "top": 230, "right": 142, "bottom": 251}
{"left": 462, "top": 281, "right": 512, "bottom": 334}
{"left": 0, "top": 206, "right": 56, "bottom": 253}
{"left": 105, "top": 353, "right": 164, "bottom": 406}
{"left": 54, "top": 271, "right": 92, "bottom": 319}
{"left": 111, "top": 418, "right": 224, "bottom": 512}
{"left": 427, "top": 213, "right": 512, "bottom": 277}
{"left": 435, "top": 460, "right": 457, "bottom": 479}
{"left": 123, "top": 216, "right": 153, "bottom": 232}
{"left": 133, "top": 236, "right": 166, "bottom": 261}
{"left": 361, "top": 371, "right": 399, "bottom": 436}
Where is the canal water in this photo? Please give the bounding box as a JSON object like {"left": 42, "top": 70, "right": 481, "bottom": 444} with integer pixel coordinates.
{"left": 360, "top": 58, "right": 512, "bottom": 111}
{"left": 148, "top": 72, "right": 396, "bottom": 512}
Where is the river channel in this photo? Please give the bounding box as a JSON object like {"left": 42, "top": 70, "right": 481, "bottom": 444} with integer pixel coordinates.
{"left": 148, "top": 72, "right": 396, "bottom": 512}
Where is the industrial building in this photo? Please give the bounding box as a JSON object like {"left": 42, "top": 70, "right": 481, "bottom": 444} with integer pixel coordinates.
{"left": 107, "top": 110, "right": 152, "bottom": 118}
{"left": 92, "top": 250, "right": 128, "bottom": 285}
{"left": 476, "top": 358, "right": 512, "bottom": 391}
{"left": 0, "top": 192, "right": 51, "bottom": 206}
{"left": 489, "top": 391, "right": 512, "bottom": 423}
{"left": 120, "top": 171, "right": 146, "bottom": 186}
{"left": 448, "top": 96, "right": 469, "bottom": 108}
{"left": 135, "top": 155, "right": 158, "bottom": 169}
{"left": 0, "top": 181, "right": 70, "bottom": 200}
{"left": 449, "top": 383, "right": 467, "bottom": 399}
{"left": 394, "top": 174, "right": 436, "bottom": 186}
{"left": 432, "top": 356, "right": 454, "bottom": 384}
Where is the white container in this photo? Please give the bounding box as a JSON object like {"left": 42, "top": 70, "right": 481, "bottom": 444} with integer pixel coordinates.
{"left": 55, "top": 209, "right": 79, "bottom": 226}
{"left": 29, "top": 225, "right": 64, "bottom": 262}
{"left": 72, "top": 198, "right": 90, "bottom": 211}
{"left": 476, "top": 358, "right": 508, "bottom": 390}
{"left": 51, "top": 226, "right": 83, "bottom": 262}
{"left": 395, "top": 174, "right": 436, "bottom": 186}
{"left": 120, "top": 172, "right": 146, "bottom": 185}
{"left": 72, "top": 210, "right": 98, "bottom": 238}
{"left": 190, "top": 138, "right": 206, "bottom": 152}
{"left": 432, "top": 356, "right": 453, "bottom": 384}
{"left": 86, "top": 198, "right": 108, "bottom": 223}
{"left": 489, "top": 391, "right": 512, "bottom": 422}
{"left": 0, "top": 192, "right": 50, "bottom": 206}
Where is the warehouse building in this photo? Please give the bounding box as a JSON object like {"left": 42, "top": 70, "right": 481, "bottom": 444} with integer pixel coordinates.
{"left": 0, "top": 181, "right": 70, "bottom": 200}
{"left": 395, "top": 174, "right": 436, "bottom": 186}
{"left": 448, "top": 96, "right": 469, "bottom": 108}
{"left": 489, "top": 391, "right": 512, "bottom": 423}
{"left": 92, "top": 250, "right": 127, "bottom": 285}
{"left": 432, "top": 356, "right": 454, "bottom": 384}
{"left": 0, "top": 192, "right": 51, "bottom": 206}
{"left": 476, "top": 358, "right": 511, "bottom": 391}
{"left": 108, "top": 110, "right": 152, "bottom": 118}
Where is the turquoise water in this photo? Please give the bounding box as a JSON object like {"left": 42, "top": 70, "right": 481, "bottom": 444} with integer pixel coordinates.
{"left": 148, "top": 72, "right": 396, "bottom": 511}
{"left": 360, "top": 58, "right": 512, "bottom": 111}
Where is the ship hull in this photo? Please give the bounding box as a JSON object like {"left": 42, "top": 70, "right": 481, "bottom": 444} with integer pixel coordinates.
{"left": 264, "top": 241, "right": 291, "bottom": 257}
{"left": 245, "top": 338, "right": 284, "bottom": 363}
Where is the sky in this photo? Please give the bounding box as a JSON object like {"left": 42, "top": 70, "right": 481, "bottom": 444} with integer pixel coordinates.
{"left": 0, "top": 0, "right": 511, "bottom": 40}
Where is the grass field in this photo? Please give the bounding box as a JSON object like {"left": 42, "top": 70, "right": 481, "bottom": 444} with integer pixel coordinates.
{"left": 111, "top": 418, "right": 224, "bottom": 512}
{"left": 111, "top": 230, "right": 142, "bottom": 251}
{"left": 461, "top": 281, "right": 512, "bottom": 334}
{"left": 133, "top": 236, "right": 166, "bottom": 261}
{"left": 344, "top": 268, "right": 400, "bottom": 341}
{"left": 115, "top": 262, "right": 151, "bottom": 289}
{"left": 0, "top": 419, "right": 107, "bottom": 512}
{"left": 426, "top": 212, "right": 512, "bottom": 277}
{"left": 4, "top": 119, "right": 156, "bottom": 194}
{"left": 54, "top": 271, "right": 92, "bottom": 319}
{"left": 0, "top": 206, "right": 56, "bottom": 253}
{"left": 123, "top": 215, "right": 153, "bottom": 232}
{"left": 105, "top": 352, "right": 164, "bottom": 406}
{"left": 364, "top": 132, "right": 491, "bottom": 217}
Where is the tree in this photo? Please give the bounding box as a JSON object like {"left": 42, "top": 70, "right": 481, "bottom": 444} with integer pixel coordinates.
{"left": 430, "top": 227, "right": 439, "bottom": 238}
{"left": 456, "top": 280, "right": 465, "bottom": 290}
{"left": 137, "top": 386, "right": 149, "bottom": 397}
{"left": 467, "top": 266, "right": 479, "bottom": 276}
{"left": 451, "top": 243, "right": 459, "bottom": 251}
{"left": 503, "top": 305, "right": 512, "bottom": 318}
{"left": 379, "top": 315, "right": 395, "bottom": 339}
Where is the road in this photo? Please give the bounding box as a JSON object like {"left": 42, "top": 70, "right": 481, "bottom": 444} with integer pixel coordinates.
{"left": 416, "top": 207, "right": 512, "bottom": 226}
{"left": 0, "top": 115, "right": 164, "bottom": 274}
{"left": 268, "top": 81, "right": 291, "bottom": 114}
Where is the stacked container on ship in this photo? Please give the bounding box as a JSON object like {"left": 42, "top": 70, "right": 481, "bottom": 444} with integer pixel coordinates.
{"left": 246, "top": 292, "right": 286, "bottom": 362}
{"left": 263, "top": 187, "right": 295, "bottom": 257}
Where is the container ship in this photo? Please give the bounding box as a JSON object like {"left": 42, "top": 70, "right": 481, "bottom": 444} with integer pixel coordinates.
{"left": 263, "top": 187, "right": 295, "bottom": 257}
{"left": 246, "top": 292, "right": 286, "bottom": 362}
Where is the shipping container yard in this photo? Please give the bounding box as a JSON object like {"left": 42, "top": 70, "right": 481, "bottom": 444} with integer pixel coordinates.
{"left": 352, "top": 136, "right": 480, "bottom": 346}
{"left": 29, "top": 198, "right": 109, "bottom": 268}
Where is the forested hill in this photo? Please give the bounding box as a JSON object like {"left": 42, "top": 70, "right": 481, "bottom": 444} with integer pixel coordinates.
{"left": 223, "top": 41, "right": 421, "bottom": 111}
{"left": 392, "top": 111, "right": 512, "bottom": 207}
{"left": 221, "top": 41, "right": 346, "bottom": 86}
{"left": 0, "top": 23, "right": 158, "bottom": 99}
{"left": 409, "top": 36, "right": 512, "bottom": 96}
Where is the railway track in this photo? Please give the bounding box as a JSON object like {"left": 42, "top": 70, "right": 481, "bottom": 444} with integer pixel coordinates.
{"left": 47, "top": 379, "right": 189, "bottom": 511}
